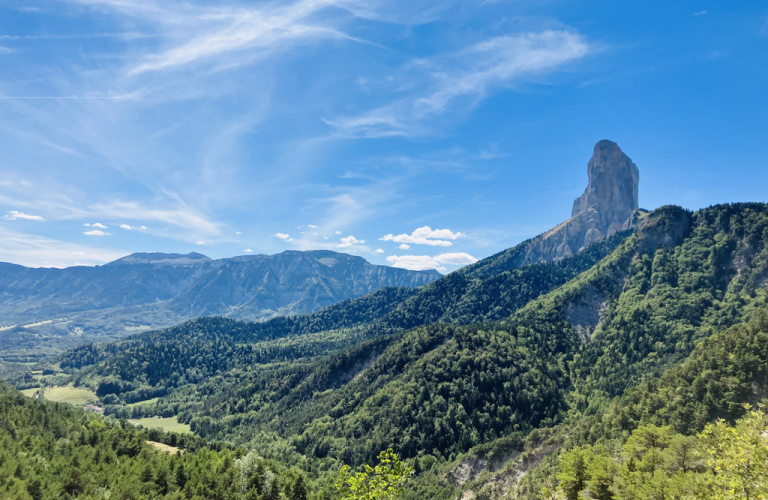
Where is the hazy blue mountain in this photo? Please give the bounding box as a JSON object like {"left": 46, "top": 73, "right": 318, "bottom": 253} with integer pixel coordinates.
{"left": 0, "top": 250, "right": 439, "bottom": 360}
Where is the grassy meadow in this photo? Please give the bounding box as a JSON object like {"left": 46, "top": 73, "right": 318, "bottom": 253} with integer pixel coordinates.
{"left": 21, "top": 384, "right": 99, "bottom": 406}
{"left": 128, "top": 416, "right": 191, "bottom": 434}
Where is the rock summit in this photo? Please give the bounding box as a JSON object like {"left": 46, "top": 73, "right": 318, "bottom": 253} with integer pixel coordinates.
{"left": 521, "top": 140, "right": 641, "bottom": 265}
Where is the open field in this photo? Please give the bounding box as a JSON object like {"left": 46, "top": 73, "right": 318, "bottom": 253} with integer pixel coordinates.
{"left": 127, "top": 397, "right": 160, "bottom": 408}
{"left": 147, "top": 441, "right": 184, "bottom": 454}
{"left": 128, "top": 416, "right": 191, "bottom": 434}
{"left": 21, "top": 387, "right": 41, "bottom": 397}
{"left": 42, "top": 385, "right": 98, "bottom": 406}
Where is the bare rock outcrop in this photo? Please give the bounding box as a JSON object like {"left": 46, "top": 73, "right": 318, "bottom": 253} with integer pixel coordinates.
{"left": 520, "top": 140, "right": 641, "bottom": 265}
{"left": 571, "top": 140, "right": 639, "bottom": 217}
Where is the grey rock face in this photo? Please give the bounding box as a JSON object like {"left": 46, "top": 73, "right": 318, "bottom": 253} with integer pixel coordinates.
{"left": 521, "top": 140, "right": 641, "bottom": 265}
{"left": 571, "top": 140, "right": 639, "bottom": 216}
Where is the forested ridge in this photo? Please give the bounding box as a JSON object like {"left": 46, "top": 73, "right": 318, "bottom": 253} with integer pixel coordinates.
{"left": 6, "top": 202, "right": 768, "bottom": 499}
{"left": 52, "top": 228, "right": 630, "bottom": 401}
{"left": 184, "top": 203, "right": 767, "bottom": 467}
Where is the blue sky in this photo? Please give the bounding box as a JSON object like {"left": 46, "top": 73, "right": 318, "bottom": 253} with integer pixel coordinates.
{"left": 0, "top": 0, "right": 766, "bottom": 270}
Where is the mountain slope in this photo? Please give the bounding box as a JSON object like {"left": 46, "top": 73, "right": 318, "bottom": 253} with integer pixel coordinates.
{"left": 418, "top": 305, "right": 768, "bottom": 500}
{"left": 47, "top": 203, "right": 768, "bottom": 472}
{"left": 0, "top": 250, "right": 439, "bottom": 360}
{"left": 54, "top": 228, "right": 631, "bottom": 401}
{"left": 242, "top": 203, "right": 765, "bottom": 467}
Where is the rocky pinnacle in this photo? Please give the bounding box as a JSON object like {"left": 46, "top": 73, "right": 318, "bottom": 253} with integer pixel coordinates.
{"left": 572, "top": 140, "right": 639, "bottom": 217}
{"left": 518, "top": 140, "right": 641, "bottom": 266}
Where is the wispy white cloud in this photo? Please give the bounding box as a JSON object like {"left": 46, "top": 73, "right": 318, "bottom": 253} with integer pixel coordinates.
{"left": 0, "top": 0, "right": 370, "bottom": 258}
{"left": 0, "top": 123, "right": 89, "bottom": 157}
{"left": 398, "top": 243, "right": 411, "bottom": 250}
{"left": 0, "top": 226, "right": 126, "bottom": 268}
{"left": 91, "top": 200, "right": 222, "bottom": 238}
{"left": 83, "top": 229, "right": 109, "bottom": 236}
{"left": 381, "top": 226, "right": 465, "bottom": 246}
{"left": 63, "top": 0, "right": 363, "bottom": 76}
{"left": 243, "top": 248, "right": 253, "bottom": 252}
{"left": 693, "top": 10, "right": 708, "bottom": 16}
{"left": 275, "top": 232, "right": 294, "bottom": 242}
{"left": 0, "top": 174, "right": 220, "bottom": 244}
{"left": 0, "top": 1, "right": 597, "bottom": 266}
{"left": 327, "top": 30, "right": 590, "bottom": 137}
{"left": 63, "top": 0, "right": 174, "bottom": 21}
{"left": 386, "top": 251, "right": 477, "bottom": 271}
{"left": 335, "top": 0, "right": 454, "bottom": 25}
{"left": 375, "top": 248, "right": 384, "bottom": 253}
{"left": 0, "top": 93, "right": 143, "bottom": 100}
{"left": 3, "top": 211, "right": 45, "bottom": 221}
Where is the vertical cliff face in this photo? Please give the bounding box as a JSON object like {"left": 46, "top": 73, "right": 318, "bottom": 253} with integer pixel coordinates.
{"left": 520, "top": 140, "right": 641, "bottom": 265}
{"left": 572, "top": 140, "right": 639, "bottom": 216}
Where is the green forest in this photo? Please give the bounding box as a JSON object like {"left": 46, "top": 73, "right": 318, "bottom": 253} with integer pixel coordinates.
{"left": 3, "top": 203, "right": 768, "bottom": 499}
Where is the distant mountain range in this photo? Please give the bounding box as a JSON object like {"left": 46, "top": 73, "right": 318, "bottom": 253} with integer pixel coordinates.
{"left": 0, "top": 139, "right": 646, "bottom": 363}
{"left": 0, "top": 250, "right": 440, "bottom": 360}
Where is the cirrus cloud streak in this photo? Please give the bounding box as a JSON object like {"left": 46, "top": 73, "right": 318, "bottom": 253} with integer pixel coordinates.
{"left": 327, "top": 30, "right": 590, "bottom": 138}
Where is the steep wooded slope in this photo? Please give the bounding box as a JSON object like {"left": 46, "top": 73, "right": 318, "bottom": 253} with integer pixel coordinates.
{"left": 194, "top": 204, "right": 767, "bottom": 463}
{"left": 48, "top": 204, "right": 768, "bottom": 473}
{"left": 411, "top": 307, "right": 768, "bottom": 500}
{"left": 54, "top": 229, "right": 630, "bottom": 401}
